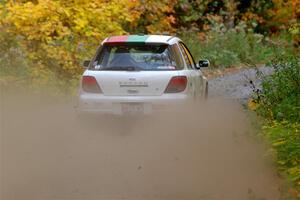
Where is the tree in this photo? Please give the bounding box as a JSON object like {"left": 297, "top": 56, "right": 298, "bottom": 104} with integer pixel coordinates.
{"left": 1, "top": 0, "right": 140, "bottom": 91}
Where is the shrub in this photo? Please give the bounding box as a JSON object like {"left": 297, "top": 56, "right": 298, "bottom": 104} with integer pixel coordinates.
{"left": 181, "top": 23, "right": 295, "bottom": 68}
{"left": 0, "top": 31, "right": 29, "bottom": 87}
{"left": 257, "top": 55, "right": 300, "bottom": 122}
{"left": 253, "top": 54, "right": 300, "bottom": 197}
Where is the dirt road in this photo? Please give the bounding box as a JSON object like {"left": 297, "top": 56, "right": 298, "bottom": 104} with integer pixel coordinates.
{"left": 208, "top": 66, "right": 273, "bottom": 100}
{"left": 1, "top": 68, "right": 281, "bottom": 200}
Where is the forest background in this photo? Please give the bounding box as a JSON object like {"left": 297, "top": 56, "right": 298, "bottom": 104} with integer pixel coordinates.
{"left": 0, "top": 0, "right": 299, "bottom": 198}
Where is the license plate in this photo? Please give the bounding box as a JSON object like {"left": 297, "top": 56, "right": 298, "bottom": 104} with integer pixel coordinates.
{"left": 121, "top": 103, "right": 144, "bottom": 115}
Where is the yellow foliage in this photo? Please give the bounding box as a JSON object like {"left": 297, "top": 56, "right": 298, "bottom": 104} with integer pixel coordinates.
{"left": 136, "top": 0, "right": 177, "bottom": 34}
{"left": 1, "top": 0, "right": 141, "bottom": 90}
{"left": 247, "top": 98, "right": 258, "bottom": 110}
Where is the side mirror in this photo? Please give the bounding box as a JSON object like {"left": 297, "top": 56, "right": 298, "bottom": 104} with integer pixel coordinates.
{"left": 82, "top": 60, "right": 90, "bottom": 68}
{"left": 198, "top": 59, "right": 210, "bottom": 68}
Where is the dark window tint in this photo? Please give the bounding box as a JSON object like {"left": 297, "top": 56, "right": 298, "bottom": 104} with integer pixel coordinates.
{"left": 169, "top": 44, "right": 184, "bottom": 69}
{"left": 90, "top": 43, "right": 182, "bottom": 71}
{"left": 179, "top": 43, "right": 195, "bottom": 69}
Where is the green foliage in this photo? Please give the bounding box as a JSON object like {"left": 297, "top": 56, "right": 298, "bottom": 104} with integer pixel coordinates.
{"left": 181, "top": 23, "right": 294, "bottom": 68}
{"left": 173, "top": 0, "right": 211, "bottom": 29}
{"left": 257, "top": 55, "right": 300, "bottom": 122}
{"left": 263, "top": 121, "right": 300, "bottom": 194}
{"left": 252, "top": 55, "right": 300, "bottom": 196}
{"left": 0, "top": 0, "right": 298, "bottom": 94}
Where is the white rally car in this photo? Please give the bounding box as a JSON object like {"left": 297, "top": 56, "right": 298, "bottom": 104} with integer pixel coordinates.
{"left": 77, "top": 35, "right": 209, "bottom": 115}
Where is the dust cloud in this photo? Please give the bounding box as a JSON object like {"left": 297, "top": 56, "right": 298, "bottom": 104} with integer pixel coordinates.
{"left": 0, "top": 92, "right": 281, "bottom": 200}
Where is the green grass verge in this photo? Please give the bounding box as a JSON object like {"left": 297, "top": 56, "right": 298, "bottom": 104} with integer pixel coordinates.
{"left": 263, "top": 121, "right": 300, "bottom": 199}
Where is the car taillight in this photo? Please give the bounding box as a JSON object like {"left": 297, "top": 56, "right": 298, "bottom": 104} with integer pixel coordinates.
{"left": 164, "top": 76, "right": 187, "bottom": 93}
{"left": 82, "top": 76, "right": 102, "bottom": 93}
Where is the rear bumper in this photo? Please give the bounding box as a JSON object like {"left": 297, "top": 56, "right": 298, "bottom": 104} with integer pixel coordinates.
{"left": 77, "top": 93, "right": 190, "bottom": 115}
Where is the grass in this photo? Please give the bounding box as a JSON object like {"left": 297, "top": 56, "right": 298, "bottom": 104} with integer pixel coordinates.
{"left": 181, "top": 24, "right": 296, "bottom": 68}
{"left": 249, "top": 55, "right": 300, "bottom": 199}
{"left": 263, "top": 121, "right": 300, "bottom": 199}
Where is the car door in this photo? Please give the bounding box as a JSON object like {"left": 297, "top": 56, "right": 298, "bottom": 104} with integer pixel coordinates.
{"left": 178, "top": 42, "right": 204, "bottom": 98}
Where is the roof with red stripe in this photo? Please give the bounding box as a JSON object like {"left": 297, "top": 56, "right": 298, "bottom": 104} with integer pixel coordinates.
{"left": 102, "top": 35, "right": 176, "bottom": 45}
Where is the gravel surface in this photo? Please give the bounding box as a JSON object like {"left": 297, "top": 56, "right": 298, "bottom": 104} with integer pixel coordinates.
{"left": 1, "top": 67, "right": 281, "bottom": 200}
{"left": 208, "top": 66, "right": 274, "bottom": 102}
{"left": 1, "top": 95, "right": 281, "bottom": 200}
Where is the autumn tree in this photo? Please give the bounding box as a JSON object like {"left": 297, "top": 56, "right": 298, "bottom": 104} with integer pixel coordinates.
{"left": 1, "top": 0, "right": 140, "bottom": 91}
{"left": 129, "top": 0, "right": 178, "bottom": 34}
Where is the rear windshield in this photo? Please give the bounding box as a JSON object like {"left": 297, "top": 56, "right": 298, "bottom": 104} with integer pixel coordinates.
{"left": 90, "top": 43, "right": 183, "bottom": 71}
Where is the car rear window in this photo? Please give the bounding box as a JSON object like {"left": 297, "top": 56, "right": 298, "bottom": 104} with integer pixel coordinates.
{"left": 90, "top": 43, "right": 183, "bottom": 71}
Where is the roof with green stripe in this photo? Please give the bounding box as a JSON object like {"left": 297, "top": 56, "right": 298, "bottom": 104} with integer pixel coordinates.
{"left": 103, "top": 35, "right": 175, "bottom": 45}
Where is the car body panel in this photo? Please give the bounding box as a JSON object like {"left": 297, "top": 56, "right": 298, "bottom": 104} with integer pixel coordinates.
{"left": 83, "top": 70, "right": 180, "bottom": 96}
{"left": 77, "top": 35, "right": 208, "bottom": 115}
